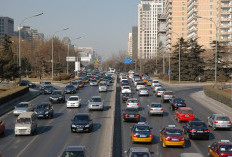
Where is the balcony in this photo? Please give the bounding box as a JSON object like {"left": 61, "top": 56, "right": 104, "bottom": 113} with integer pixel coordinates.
{"left": 220, "top": 24, "right": 231, "bottom": 28}
{"left": 220, "top": 31, "right": 230, "bottom": 35}
{"left": 220, "top": 18, "right": 231, "bottom": 22}
{"left": 187, "top": 22, "right": 197, "bottom": 29}
{"left": 221, "top": 3, "right": 231, "bottom": 7}
{"left": 188, "top": 2, "right": 198, "bottom": 12}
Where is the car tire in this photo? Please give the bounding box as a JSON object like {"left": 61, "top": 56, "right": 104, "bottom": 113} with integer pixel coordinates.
{"left": 182, "top": 143, "right": 185, "bottom": 148}
{"left": 71, "top": 129, "right": 75, "bottom": 133}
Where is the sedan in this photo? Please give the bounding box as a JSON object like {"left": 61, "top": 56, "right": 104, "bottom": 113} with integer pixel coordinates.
{"left": 131, "top": 122, "right": 153, "bottom": 143}
{"left": 124, "top": 147, "right": 152, "bottom": 157}
{"left": 208, "top": 114, "right": 231, "bottom": 130}
{"left": 175, "top": 107, "right": 194, "bottom": 122}
{"left": 147, "top": 103, "right": 163, "bottom": 116}
{"left": 121, "top": 86, "right": 132, "bottom": 94}
{"left": 13, "top": 102, "right": 34, "bottom": 116}
{"left": 170, "top": 98, "right": 186, "bottom": 110}
{"left": 34, "top": 102, "right": 54, "bottom": 119}
{"left": 61, "top": 146, "right": 89, "bottom": 157}
{"left": 155, "top": 88, "right": 166, "bottom": 97}
{"left": 183, "top": 121, "right": 210, "bottom": 140}
{"left": 42, "top": 85, "right": 54, "bottom": 95}
{"left": 71, "top": 113, "right": 93, "bottom": 133}
{"left": 66, "top": 96, "right": 81, "bottom": 108}
{"left": 0, "top": 120, "right": 5, "bottom": 135}
{"left": 89, "top": 79, "right": 98, "bottom": 86}
{"left": 88, "top": 96, "right": 104, "bottom": 111}
{"left": 121, "top": 93, "right": 133, "bottom": 103}
{"left": 64, "top": 85, "right": 76, "bottom": 94}
{"left": 126, "top": 98, "right": 140, "bottom": 109}
{"left": 123, "top": 108, "right": 140, "bottom": 122}
{"left": 138, "top": 88, "right": 149, "bottom": 96}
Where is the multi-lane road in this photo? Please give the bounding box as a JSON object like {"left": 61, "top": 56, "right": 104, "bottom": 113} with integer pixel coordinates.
{"left": 0, "top": 76, "right": 231, "bottom": 157}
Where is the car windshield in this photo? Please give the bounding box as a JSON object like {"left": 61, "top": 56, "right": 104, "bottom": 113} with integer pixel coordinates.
{"left": 62, "top": 151, "right": 85, "bottom": 157}
{"left": 151, "top": 104, "right": 161, "bottom": 107}
{"left": 66, "top": 85, "right": 74, "bottom": 89}
{"left": 90, "top": 98, "right": 101, "bottom": 102}
{"left": 137, "top": 82, "right": 145, "bottom": 85}
{"left": 131, "top": 152, "right": 150, "bottom": 157}
{"left": 158, "top": 88, "right": 166, "bottom": 91}
{"left": 16, "top": 103, "right": 28, "bottom": 108}
{"left": 190, "top": 122, "right": 207, "bottom": 128}
{"left": 153, "top": 81, "right": 158, "bottom": 83}
{"left": 36, "top": 104, "right": 49, "bottom": 109}
{"left": 99, "top": 83, "right": 106, "bottom": 86}
{"left": 125, "top": 108, "right": 138, "bottom": 112}
{"left": 174, "top": 99, "right": 184, "bottom": 103}
{"left": 123, "top": 93, "right": 133, "bottom": 97}
{"left": 52, "top": 91, "right": 62, "bottom": 95}
{"left": 216, "top": 116, "right": 230, "bottom": 121}
{"left": 219, "top": 145, "right": 232, "bottom": 152}
{"left": 71, "top": 82, "right": 78, "bottom": 85}
{"left": 45, "top": 82, "right": 51, "bottom": 85}
{"left": 128, "top": 100, "right": 138, "bottom": 103}
{"left": 166, "top": 129, "right": 182, "bottom": 135}
{"left": 69, "top": 97, "right": 79, "bottom": 101}
{"left": 16, "top": 118, "right": 31, "bottom": 124}
{"left": 135, "top": 126, "right": 150, "bottom": 132}
{"left": 181, "top": 110, "right": 193, "bottom": 114}
{"left": 74, "top": 115, "right": 89, "bottom": 122}
{"left": 45, "top": 86, "right": 53, "bottom": 90}
{"left": 91, "top": 80, "right": 97, "bottom": 82}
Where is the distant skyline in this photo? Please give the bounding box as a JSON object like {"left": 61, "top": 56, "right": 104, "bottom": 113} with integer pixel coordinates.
{"left": 0, "top": 0, "right": 141, "bottom": 60}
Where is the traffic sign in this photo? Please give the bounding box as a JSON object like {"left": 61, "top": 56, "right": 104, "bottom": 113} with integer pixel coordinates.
{"left": 168, "top": 69, "right": 171, "bottom": 73}
{"left": 124, "top": 58, "right": 133, "bottom": 64}
{"left": 94, "top": 61, "right": 99, "bottom": 64}
{"left": 115, "top": 61, "right": 118, "bottom": 65}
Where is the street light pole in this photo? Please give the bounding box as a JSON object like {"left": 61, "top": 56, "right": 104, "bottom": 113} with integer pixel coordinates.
{"left": 51, "top": 28, "right": 69, "bottom": 80}
{"left": 18, "top": 13, "right": 43, "bottom": 82}
{"left": 172, "top": 31, "right": 181, "bottom": 83}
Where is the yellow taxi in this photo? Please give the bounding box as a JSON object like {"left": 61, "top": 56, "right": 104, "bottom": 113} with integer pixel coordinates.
{"left": 83, "top": 77, "right": 89, "bottom": 83}
{"left": 131, "top": 122, "right": 153, "bottom": 143}
{"left": 78, "top": 80, "right": 84, "bottom": 88}
{"left": 208, "top": 140, "right": 232, "bottom": 157}
{"left": 142, "top": 77, "right": 149, "bottom": 83}
{"left": 147, "top": 80, "right": 152, "bottom": 86}
{"left": 160, "top": 125, "right": 185, "bottom": 148}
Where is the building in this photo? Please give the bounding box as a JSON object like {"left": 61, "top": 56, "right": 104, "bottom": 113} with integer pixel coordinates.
{"left": 0, "top": 17, "right": 14, "bottom": 40}
{"left": 132, "top": 26, "right": 138, "bottom": 59}
{"left": 138, "top": 0, "right": 164, "bottom": 59}
{"left": 157, "top": 13, "right": 166, "bottom": 53}
{"left": 76, "top": 47, "right": 96, "bottom": 65}
{"left": 127, "top": 33, "right": 133, "bottom": 57}
{"left": 17, "top": 26, "right": 44, "bottom": 41}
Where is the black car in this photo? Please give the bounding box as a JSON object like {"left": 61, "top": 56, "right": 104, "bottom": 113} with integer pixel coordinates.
{"left": 64, "top": 85, "right": 76, "bottom": 94}
{"left": 123, "top": 108, "right": 140, "bottom": 122}
{"left": 183, "top": 121, "right": 210, "bottom": 140}
{"left": 61, "top": 146, "right": 89, "bottom": 157}
{"left": 122, "top": 93, "right": 133, "bottom": 103}
{"left": 42, "top": 85, "right": 54, "bottom": 95}
{"left": 122, "top": 80, "right": 129, "bottom": 85}
{"left": 71, "top": 113, "right": 93, "bottom": 133}
{"left": 49, "top": 90, "right": 65, "bottom": 103}
{"left": 170, "top": 98, "right": 186, "bottom": 110}
{"left": 34, "top": 102, "right": 54, "bottom": 119}
{"left": 19, "top": 80, "right": 36, "bottom": 88}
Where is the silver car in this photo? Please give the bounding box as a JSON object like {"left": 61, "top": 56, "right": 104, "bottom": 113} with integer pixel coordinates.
{"left": 70, "top": 81, "right": 80, "bottom": 90}
{"left": 161, "top": 91, "right": 175, "bottom": 103}
{"left": 90, "top": 79, "right": 98, "bottom": 86}
{"left": 153, "top": 84, "right": 162, "bottom": 93}
{"left": 147, "top": 103, "right": 163, "bottom": 115}
{"left": 208, "top": 114, "right": 231, "bottom": 130}
{"left": 155, "top": 88, "right": 166, "bottom": 97}
{"left": 99, "top": 82, "right": 107, "bottom": 92}
{"left": 13, "top": 102, "right": 34, "bottom": 116}
{"left": 138, "top": 88, "right": 149, "bottom": 96}
{"left": 88, "top": 96, "right": 104, "bottom": 111}
{"left": 126, "top": 98, "right": 139, "bottom": 109}
{"left": 124, "top": 147, "right": 152, "bottom": 157}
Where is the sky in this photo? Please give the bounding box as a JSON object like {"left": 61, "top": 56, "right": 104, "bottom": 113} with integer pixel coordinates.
{"left": 0, "top": 0, "right": 141, "bottom": 60}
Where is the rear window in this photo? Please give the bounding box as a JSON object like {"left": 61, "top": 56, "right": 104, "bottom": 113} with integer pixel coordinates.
{"left": 16, "top": 103, "right": 29, "bottom": 108}
{"left": 90, "top": 98, "right": 101, "bottom": 102}
{"left": 165, "top": 129, "right": 182, "bottom": 135}
{"left": 128, "top": 100, "right": 138, "bottom": 103}
{"left": 151, "top": 104, "right": 161, "bottom": 107}
{"left": 216, "top": 116, "right": 230, "bottom": 121}
{"left": 190, "top": 122, "right": 207, "bottom": 128}
{"left": 164, "top": 92, "right": 173, "bottom": 95}
{"left": 219, "top": 145, "right": 232, "bottom": 152}
{"left": 137, "top": 82, "right": 145, "bottom": 85}
{"left": 181, "top": 110, "right": 193, "bottom": 114}
{"left": 123, "top": 87, "right": 130, "bottom": 89}
{"left": 153, "top": 81, "right": 159, "bottom": 83}
{"left": 17, "top": 118, "right": 31, "bottom": 124}
{"left": 131, "top": 152, "right": 150, "bottom": 157}
{"left": 69, "top": 97, "right": 79, "bottom": 101}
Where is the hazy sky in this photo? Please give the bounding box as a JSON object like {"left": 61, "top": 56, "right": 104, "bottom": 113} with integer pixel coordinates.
{"left": 0, "top": 0, "right": 141, "bottom": 60}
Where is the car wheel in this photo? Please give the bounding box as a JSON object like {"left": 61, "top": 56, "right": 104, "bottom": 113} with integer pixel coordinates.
{"left": 71, "top": 129, "right": 75, "bottom": 133}
{"left": 182, "top": 143, "right": 185, "bottom": 148}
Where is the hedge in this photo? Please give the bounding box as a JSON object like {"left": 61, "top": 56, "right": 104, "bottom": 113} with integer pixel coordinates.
{"left": 0, "top": 86, "right": 29, "bottom": 105}
{"left": 204, "top": 85, "right": 231, "bottom": 108}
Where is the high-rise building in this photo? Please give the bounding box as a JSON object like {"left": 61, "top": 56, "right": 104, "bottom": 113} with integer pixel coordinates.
{"left": 17, "top": 26, "right": 44, "bottom": 41}
{"left": 132, "top": 26, "right": 138, "bottom": 59}
{"left": 138, "top": 0, "right": 164, "bottom": 59}
{"left": 157, "top": 13, "right": 166, "bottom": 53}
{"left": 127, "top": 33, "right": 133, "bottom": 57}
{"left": 0, "top": 17, "right": 14, "bottom": 40}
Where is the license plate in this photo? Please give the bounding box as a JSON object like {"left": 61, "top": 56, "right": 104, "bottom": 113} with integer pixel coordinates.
{"left": 77, "top": 128, "right": 83, "bottom": 131}
{"left": 197, "top": 131, "right": 203, "bottom": 133}
{"left": 221, "top": 125, "right": 227, "bottom": 127}
{"left": 178, "top": 104, "right": 182, "bottom": 106}
{"left": 185, "top": 115, "right": 189, "bottom": 117}
{"left": 172, "top": 138, "right": 178, "bottom": 141}
{"left": 38, "top": 115, "right": 43, "bottom": 117}
{"left": 129, "top": 115, "right": 134, "bottom": 117}
{"left": 140, "top": 135, "right": 147, "bottom": 138}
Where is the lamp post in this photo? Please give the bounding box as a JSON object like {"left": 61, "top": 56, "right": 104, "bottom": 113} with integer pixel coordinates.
{"left": 18, "top": 13, "right": 43, "bottom": 82}
{"left": 172, "top": 31, "right": 181, "bottom": 83}
{"left": 195, "top": 15, "right": 218, "bottom": 83}
{"left": 52, "top": 28, "right": 69, "bottom": 80}
{"left": 67, "top": 37, "right": 82, "bottom": 74}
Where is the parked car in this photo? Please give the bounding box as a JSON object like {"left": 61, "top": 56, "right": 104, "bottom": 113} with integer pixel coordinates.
{"left": 61, "top": 146, "right": 89, "bottom": 157}
{"left": 170, "top": 98, "right": 186, "bottom": 110}
{"left": 0, "top": 120, "right": 5, "bottom": 135}
{"left": 64, "top": 85, "right": 76, "bottom": 94}
{"left": 208, "top": 114, "right": 231, "bottom": 130}
{"left": 19, "top": 80, "right": 36, "bottom": 88}
{"left": 49, "top": 90, "right": 65, "bottom": 103}
{"left": 124, "top": 147, "right": 152, "bottom": 157}
{"left": 123, "top": 108, "right": 140, "bottom": 122}
{"left": 71, "top": 113, "right": 93, "bottom": 133}
{"left": 88, "top": 96, "right": 104, "bottom": 111}
{"left": 155, "top": 88, "right": 166, "bottom": 97}
{"left": 183, "top": 121, "right": 210, "bottom": 140}
{"left": 34, "top": 102, "right": 54, "bottom": 119}
{"left": 66, "top": 96, "right": 81, "bottom": 108}
{"left": 13, "top": 102, "right": 34, "bottom": 116}
{"left": 126, "top": 98, "right": 140, "bottom": 109}
{"left": 175, "top": 107, "right": 194, "bottom": 122}
{"left": 70, "top": 81, "right": 80, "bottom": 90}
{"left": 138, "top": 88, "right": 149, "bottom": 96}
{"left": 147, "top": 103, "right": 163, "bottom": 116}
{"left": 161, "top": 91, "right": 175, "bottom": 103}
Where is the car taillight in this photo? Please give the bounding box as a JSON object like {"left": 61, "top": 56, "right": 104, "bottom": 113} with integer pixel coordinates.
{"left": 158, "top": 92, "right": 160, "bottom": 93}
{"left": 214, "top": 121, "right": 218, "bottom": 124}
{"left": 165, "top": 136, "right": 171, "bottom": 141}
{"left": 149, "top": 134, "right": 152, "bottom": 138}
{"left": 204, "top": 129, "right": 210, "bottom": 133}
{"left": 180, "top": 137, "right": 185, "bottom": 141}
{"left": 123, "top": 97, "right": 126, "bottom": 98}
{"left": 124, "top": 114, "right": 129, "bottom": 117}
{"left": 173, "top": 103, "right": 177, "bottom": 106}
{"left": 190, "top": 129, "right": 197, "bottom": 132}
{"left": 135, "top": 114, "right": 140, "bottom": 117}
{"left": 147, "top": 91, "right": 149, "bottom": 93}
{"left": 160, "top": 108, "right": 163, "bottom": 111}
{"left": 229, "top": 121, "right": 231, "bottom": 124}
{"left": 133, "top": 133, "right": 137, "bottom": 137}
{"left": 150, "top": 108, "right": 153, "bottom": 111}
{"left": 137, "top": 103, "right": 139, "bottom": 106}
{"left": 130, "top": 97, "right": 133, "bottom": 98}
{"left": 183, "top": 104, "right": 186, "bottom": 107}
{"left": 127, "top": 103, "right": 129, "bottom": 106}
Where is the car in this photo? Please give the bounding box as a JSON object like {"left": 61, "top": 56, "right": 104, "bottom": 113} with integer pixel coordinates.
{"left": 121, "top": 86, "right": 132, "bottom": 94}
{"left": 64, "top": 85, "right": 76, "bottom": 94}
{"left": 40, "top": 81, "right": 51, "bottom": 90}
{"left": 160, "top": 125, "right": 185, "bottom": 148}
{"left": 153, "top": 85, "right": 162, "bottom": 93}
{"left": 131, "top": 122, "right": 153, "bottom": 143}
{"left": 42, "top": 85, "right": 54, "bottom": 95}
{"left": 103, "top": 79, "right": 110, "bottom": 86}
{"left": 61, "top": 146, "right": 89, "bottom": 157}
{"left": 34, "top": 102, "right": 54, "bottom": 119}
{"left": 13, "top": 102, "right": 34, "bottom": 116}
{"left": 161, "top": 91, "right": 175, "bottom": 103}
{"left": 71, "top": 113, "right": 93, "bottom": 133}
{"left": 122, "top": 93, "right": 133, "bottom": 102}
{"left": 70, "top": 81, "right": 80, "bottom": 90}
{"left": 83, "top": 77, "right": 89, "bottom": 83}
{"left": 208, "top": 114, "right": 231, "bottom": 130}
{"left": 142, "top": 77, "right": 149, "bottom": 83}
{"left": 208, "top": 140, "right": 232, "bottom": 157}
{"left": 19, "top": 80, "right": 36, "bottom": 88}
{"left": 123, "top": 108, "right": 140, "bottom": 122}
{"left": 183, "top": 121, "right": 210, "bottom": 140}
{"left": 124, "top": 147, "right": 152, "bottom": 157}
{"left": 147, "top": 103, "right": 163, "bottom": 116}
{"left": 78, "top": 80, "right": 84, "bottom": 88}
{"left": 0, "top": 120, "right": 5, "bottom": 135}
{"left": 147, "top": 80, "right": 152, "bottom": 86}
{"left": 138, "top": 88, "right": 149, "bottom": 96}
{"left": 88, "top": 96, "right": 104, "bottom": 111}
{"left": 175, "top": 107, "right": 194, "bottom": 122}
{"left": 133, "top": 78, "right": 141, "bottom": 87}
{"left": 49, "top": 90, "right": 65, "bottom": 103}
{"left": 170, "top": 98, "right": 186, "bottom": 110}
{"left": 136, "top": 82, "right": 146, "bottom": 91}
{"left": 126, "top": 98, "right": 140, "bottom": 109}
{"left": 155, "top": 88, "right": 166, "bottom": 97}
{"left": 179, "top": 153, "right": 204, "bottom": 157}
{"left": 89, "top": 79, "right": 98, "bottom": 86}
{"left": 66, "top": 96, "right": 81, "bottom": 108}
{"left": 152, "top": 80, "right": 160, "bottom": 87}
{"left": 98, "top": 81, "right": 107, "bottom": 92}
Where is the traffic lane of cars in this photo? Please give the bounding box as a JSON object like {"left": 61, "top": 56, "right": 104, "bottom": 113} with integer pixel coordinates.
{"left": 0, "top": 82, "right": 114, "bottom": 157}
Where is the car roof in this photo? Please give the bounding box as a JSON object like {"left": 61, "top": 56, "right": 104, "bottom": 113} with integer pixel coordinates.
{"left": 180, "top": 107, "right": 192, "bottom": 110}
{"left": 91, "top": 96, "right": 101, "bottom": 98}
{"left": 150, "top": 102, "right": 161, "bottom": 105}
{"left": 180, "top": 153, "right": 204, "bottom": 157}
{"left": 69, "top": 96, "right": 79, "bottom": 98}
{"left": 213, "top": 114, "right": 228, "bottom": 117}
{"left": 65, "top": 146, "right": 85, "bottom": 152}
{"left": 130, "top": 147, "right": 149, "bottom": 153}
{"left": 18, "top": 111, "right": 34, "bottom": 118}
{"left": 128, "top": 98, "right": 138, "bottom": 101}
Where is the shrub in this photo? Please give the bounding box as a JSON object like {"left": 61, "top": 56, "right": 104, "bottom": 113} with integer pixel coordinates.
{"left": 195, "top": 75, "right": 207, "bottom": 82}
{"left": 60, "top": 73, "right": 72, "bottom": 80}
{"left": 53, "top": 76, "right": 61, "bottom": 81}
{"left": 29, "top": 73, "right": 37, "bottom": 78}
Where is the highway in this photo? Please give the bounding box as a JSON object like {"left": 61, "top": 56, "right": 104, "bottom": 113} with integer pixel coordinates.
{"left": 0, "top": 81, "right": 116, "bottom": 157}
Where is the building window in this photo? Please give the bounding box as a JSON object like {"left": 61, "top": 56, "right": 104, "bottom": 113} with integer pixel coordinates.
{"left": 210, "top": 0, "right": 213, "bottom": 2}
{"left": 182, "top": 12, "right": 184, "bottom": 15}
{"left": 210, "top": 24, "right": 212, "bottom": 28}
{"left": 210, "top": 31, "right": 212, "bottom": 34}
{"left": 210, "top": 37, "right": 212, "bottom": 41}
{"left": 210, "top": 12, "right": 212, "bottom": 15}
{"left": 210, "top": 5, "right": 213, "bottom": 9}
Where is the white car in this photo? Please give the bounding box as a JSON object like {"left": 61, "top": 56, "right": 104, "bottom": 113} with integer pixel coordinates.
{"left": 66, "top": 96, "right": 81, "bottom": 108}
{"left": 126, "top": 98, "right": 139, "bottom": 109}
{"left": 152, "top": 80, "right": 160, "bottom": 87}
{"left": 90, "top": 79, "right": 98, "bottom": 86}
{"left": 136, "top": 82, "right": 146, "bottom": 90}
{"left": 121, "top": 86, "right": 132, "bottom": 94}
{"left": 153, "top": 85, "right": 162, "bottom": 93}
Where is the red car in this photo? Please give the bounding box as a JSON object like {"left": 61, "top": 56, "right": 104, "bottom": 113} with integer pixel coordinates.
{"left": 175, "top": 107, "right": 194, "bottom": 122}
{"left": 0, "top": 120, "right": 5, "bottom": 135}
{"left": 208, "top": 140, "right": 232, "bottom": 157}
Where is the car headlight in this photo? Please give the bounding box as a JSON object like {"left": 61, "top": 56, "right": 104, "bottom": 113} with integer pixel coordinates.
{"left": 49, "top": 97, "right": 52, "bottom": 99}
{"left": 59, "top": 97, "right": 62, "bottom": 99}
{"left": 72, "top": 124, "right": 76, "bottom": 128}
{"left": 45, "top": 111, "right": 49, "bottom": 114}
{"left": 85, "top": 124, "right": 90, "bottom": 127}
{"left": 34, "top": 111, "right": 38, "bottom": 114}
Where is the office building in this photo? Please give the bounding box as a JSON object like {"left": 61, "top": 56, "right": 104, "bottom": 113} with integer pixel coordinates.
{"left": 157, "top": 13, "right": 166, "bottom": 53}
{"left": 132, "top": 26, "right": 138, "bottom": 59}
{"left": 127, "top": 33, "right": 133, "bottom": 57}
{"left": 0, "top": 17, "right": 14, "bottom": 40}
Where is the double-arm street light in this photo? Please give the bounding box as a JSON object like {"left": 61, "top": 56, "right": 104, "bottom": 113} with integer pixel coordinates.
{"left": 172, "top": 31, "right": 181, "bottom": 83}
{"left": 18, "top": 13, "right": 43, "bottom": 82}
{"left": 67, "top": 37, "right": 82, "bottom": 74}
{"left": 195, "top": 15, "right": 218, "bottom": 83}
{"left": 51, "top": 28, "right": 69, "bottom": 80}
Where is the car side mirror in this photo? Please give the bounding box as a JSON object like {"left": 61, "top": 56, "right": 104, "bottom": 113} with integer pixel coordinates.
{"left": 208, "top": 145, "right": 211, "bottom": 148}
{"left": 124, "top": 150, "right": 127, "bottom": 154}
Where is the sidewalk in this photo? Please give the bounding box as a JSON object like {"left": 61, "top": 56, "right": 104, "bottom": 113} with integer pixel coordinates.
{"left": 0, "top": 88, "right": 40, "bottom": 116}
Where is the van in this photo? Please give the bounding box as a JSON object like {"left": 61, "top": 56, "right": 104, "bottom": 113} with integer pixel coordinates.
{"left": 15, "top": 112, "right": 37, "bottom": 136}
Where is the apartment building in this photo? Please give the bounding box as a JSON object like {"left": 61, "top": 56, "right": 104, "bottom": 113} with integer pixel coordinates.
{"left": 127, "top": 33, "right": 133, "bottom": 57}
{"left": 0, "top": 17, "right": 14, "bottom": 40}
{"left": 138, "top": 0, "right": 164, "bottom": 59}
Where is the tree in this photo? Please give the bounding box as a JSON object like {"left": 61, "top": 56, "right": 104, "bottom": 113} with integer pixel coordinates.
{"left": 0, "top": 35, "right": 18, "bottom": 80}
